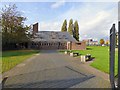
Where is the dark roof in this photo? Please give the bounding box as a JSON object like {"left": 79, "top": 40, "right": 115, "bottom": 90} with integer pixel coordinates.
{"left": 32, "top": 31, "right": 77, "bottom": 42}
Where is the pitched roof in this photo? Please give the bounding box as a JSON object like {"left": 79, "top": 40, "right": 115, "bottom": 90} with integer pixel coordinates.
{"left": 32, "top": 31, "right": 77, "bottom": 42}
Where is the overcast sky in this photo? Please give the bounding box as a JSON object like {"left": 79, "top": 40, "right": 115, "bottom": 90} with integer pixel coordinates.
{"left": 1, "top": 1, "right": 118, "bottom": 41}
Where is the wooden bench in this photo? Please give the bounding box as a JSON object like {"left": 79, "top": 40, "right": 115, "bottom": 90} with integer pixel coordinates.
{"left": 73, "top": 52, "right": 79, "bottom": 56}
{"left": 70, "top": 52, "right": 79, "bottom": 57}
{"left": 64, "top": 50, "right": 72, "bottom": 55}
{"left": 86, "top": 54, "right": 91, "bottom": 60}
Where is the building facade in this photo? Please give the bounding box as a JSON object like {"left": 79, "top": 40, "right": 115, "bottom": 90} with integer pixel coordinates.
{"left": 83, "top": 39, "right": 99, "bottom": 46}
{"left": 30, "top": 23, "right": 86, "bottom": 50}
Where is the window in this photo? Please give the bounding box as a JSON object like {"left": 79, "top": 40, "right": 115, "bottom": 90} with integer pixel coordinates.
{"left": 77, "top": 43, "right": 81, "bottom": 45}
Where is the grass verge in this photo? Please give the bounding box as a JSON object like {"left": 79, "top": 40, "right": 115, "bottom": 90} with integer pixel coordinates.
{"left": 2, "top": 50, "right": 39, "bottom": 73}
{"left": 60, "top": 46, "right": 118, "bottom": 75}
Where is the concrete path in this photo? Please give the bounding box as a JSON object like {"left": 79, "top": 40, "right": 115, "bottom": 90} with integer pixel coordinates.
{"left": 3, "top": 50, "right": 111, "bottom": 88}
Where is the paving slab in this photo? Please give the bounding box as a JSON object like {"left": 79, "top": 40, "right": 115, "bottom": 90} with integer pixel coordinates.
{"left": 2, "top": 50, "right": 111, "bottom": 88}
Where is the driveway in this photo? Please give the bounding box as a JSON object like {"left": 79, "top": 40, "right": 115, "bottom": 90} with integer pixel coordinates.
{"left": 3, "top": 50, "right": 111, "bottom": 88}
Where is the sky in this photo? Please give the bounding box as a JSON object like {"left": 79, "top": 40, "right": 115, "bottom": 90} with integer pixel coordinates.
{"left": 0, "top": 1, "right": 119, "bottom": 41}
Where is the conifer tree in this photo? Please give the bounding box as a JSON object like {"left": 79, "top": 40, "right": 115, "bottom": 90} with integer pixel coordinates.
{"left": 73, "top": 20, "right": 79, "bottom": 41}
{"left": 61, "top": 19, "right": 67, "bottom": 32}
{"left": 68, "top": 19, "right": 73, "bottom": 35}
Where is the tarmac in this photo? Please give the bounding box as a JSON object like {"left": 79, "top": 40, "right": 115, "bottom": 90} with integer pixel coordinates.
{"left": 2, "top": 50, "right": 111, "bottom": 88}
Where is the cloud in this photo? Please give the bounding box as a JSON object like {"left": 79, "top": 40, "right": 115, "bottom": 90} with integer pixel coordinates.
{"left": 39, "top": 2, "right": 117, "bottom": 41}
{"left": 58, "top": 3, "right": 118, "bottom": 40}
{"left": 51, "top": 0, "right": 65, "bottom": 9}
{"left": 39, "top": 21, "right": 61, "bottom": 31}
{"left": 1, "top": 0, "right": 119, "bottom": 2}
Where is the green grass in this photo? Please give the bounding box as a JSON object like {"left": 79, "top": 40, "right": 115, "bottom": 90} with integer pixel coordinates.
{"left": 61, "top": 46, "right": 118, "bottom": 75}
{"left": 2, "top": 50, "right": 39, "bottom": 73}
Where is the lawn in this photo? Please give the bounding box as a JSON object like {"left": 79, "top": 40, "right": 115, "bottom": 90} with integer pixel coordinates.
{"left": 1, "top": 50, "right": 39, "bottom": 73}
{"left": 63, "top": 46, "right": 118, "bottom": 75}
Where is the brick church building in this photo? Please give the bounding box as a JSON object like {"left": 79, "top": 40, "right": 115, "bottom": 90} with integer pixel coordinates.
{"left": 30, "top": 23, "right": 86, "bottom": 50}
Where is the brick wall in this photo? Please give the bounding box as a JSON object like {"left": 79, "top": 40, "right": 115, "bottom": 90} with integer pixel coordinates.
{"left": 33, "top": 23, "right": 38, "bottom": 34}
{"left": 71, "top": 41, "right": 86, "bottom": 50}
{"left": 30, "top": 41, "right": 67, "bottom": 50}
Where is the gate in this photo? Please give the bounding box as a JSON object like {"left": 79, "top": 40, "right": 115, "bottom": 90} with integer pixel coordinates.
{"left": 118, "top": 21, "right": 120, "bottom": 89}
{"left": 110, "top": 22, "right": 120, "bottom": 89}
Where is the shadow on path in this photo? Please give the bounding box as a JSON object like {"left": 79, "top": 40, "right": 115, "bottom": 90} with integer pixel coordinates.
{"left": 4, "top": 75, "right": 95, "bottom": 88}
{"left": 3, "top": 66, "right": 95, "bottom": 88}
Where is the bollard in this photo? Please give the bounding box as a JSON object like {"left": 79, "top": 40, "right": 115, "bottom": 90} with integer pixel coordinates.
{"left": 81, "top": 55, "right": 86, "bottom": 63}
{"left": 70, "top": 53, "right": 74, "bottom": 57}
{"left": 64, "top": 51, "right": 67, "bottom": 54}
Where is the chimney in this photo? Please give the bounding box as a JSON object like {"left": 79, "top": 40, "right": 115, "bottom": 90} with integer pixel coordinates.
{"left": 33, "top": 23, "right": 38, "bottom": 34}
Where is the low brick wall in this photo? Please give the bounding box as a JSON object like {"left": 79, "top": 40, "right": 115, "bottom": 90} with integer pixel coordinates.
{"left": 71, "top": 41, "right": 86, "bottom": 50}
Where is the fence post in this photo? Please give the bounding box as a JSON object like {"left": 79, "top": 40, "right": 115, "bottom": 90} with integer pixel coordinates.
{"left": 118, "top": 21, "right": 120, "bottom": 88}
{"left": 110, "top": 24, "right": 116, "bottom": 88}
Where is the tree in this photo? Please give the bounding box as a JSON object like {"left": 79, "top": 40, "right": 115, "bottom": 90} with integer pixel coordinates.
{"left": 105, "top": 40, "right": 109, "bottom": 45}
{"left": 61, "top": 19, "right": 67, "bottom": 32}
{"left": 73, "top": 20, "right": 79, "bottom": 41}
{"left": 100, "top": 39, "right": 105, "bottom": 45}
{"left": 1, "top": 4, "right": 26, "bottom": 33}
{"left": 1, "top": 4, "right": 30, "bottom": 50}
{"left": 68, "top": 19, "right": 73, "bottom": 35}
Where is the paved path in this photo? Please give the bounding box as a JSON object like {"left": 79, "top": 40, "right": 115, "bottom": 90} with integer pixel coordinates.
{"left": 3, "top": 50, "right": 111, "bottom": 88}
